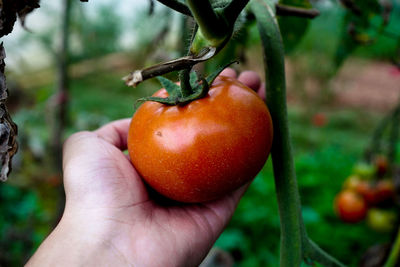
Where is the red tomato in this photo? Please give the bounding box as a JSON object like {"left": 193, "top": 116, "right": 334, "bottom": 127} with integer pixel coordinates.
{"left": 311, "top": 113, "right": 327, "bottom": 127}
{"left": 374, "top": 155, "right": 388, "bottom": 177}
{"left": 354, "top": 179, "right": 395, "bottom": 205}
{"left": 375, "top": 180, "right": 395, "bottom": 204}
{"left": 128, "top": 76, "right": 273, "bottom": 203}
{"left": 335, "top": 190, "right": 368, "bottom": 223}
{"left": 355, "top": 181, "right": 378, "bottom": 205}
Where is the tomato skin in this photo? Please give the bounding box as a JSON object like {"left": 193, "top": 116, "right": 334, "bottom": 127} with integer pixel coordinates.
{"left": 128, "top": 76, "right": 273, "bottom": 203}
{"left": 335, "top": 190, "right": 367, "bottom": 223}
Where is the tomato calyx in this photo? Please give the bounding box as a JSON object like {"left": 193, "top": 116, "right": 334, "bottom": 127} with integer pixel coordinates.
{"left": 136, "top": 61, "right": 237, "bottom": 106}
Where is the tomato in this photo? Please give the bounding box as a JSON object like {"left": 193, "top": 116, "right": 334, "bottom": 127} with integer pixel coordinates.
{"left": 352, "top": 162, "right": 375, "bottom": 180}
{"left": 335, "top": 190, "right": 367, "bottom": 223}
{"left": 343, "top": 175, "right": 362, "bottom": 190}
{"left": 343, "top": 175, "right": 378, "bottom": 205}
{"left": 375, "top": 179, "right": 395, "bottom": 204}
{"left": 311, "top": 113, "right": 327, "bottom": 127}
{"left": 128, "top": 76, "right": 273, "bottom": 203}
{"left": 352, "top": 179, "right": 395, "bottom": 206}
{"left": 374, "top": 155, "right": 388, "bottom": 177}
{"left": 366, "top": 208, "right": 397, "bottom": 233}
{"left": 354, "top": 180, "right": 378, "bottom": 205}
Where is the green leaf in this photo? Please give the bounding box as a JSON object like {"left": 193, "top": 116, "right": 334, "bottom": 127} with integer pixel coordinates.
{"left": 278, "top": 0, "right": 312, "bottom": 54}
{"left": 156, "top": 76, "right": 181, "bottom": 98}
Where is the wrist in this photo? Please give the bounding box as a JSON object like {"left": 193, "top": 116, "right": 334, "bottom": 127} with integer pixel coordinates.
{"left": 26, "top": 209, "right": 132, "bottom": 266}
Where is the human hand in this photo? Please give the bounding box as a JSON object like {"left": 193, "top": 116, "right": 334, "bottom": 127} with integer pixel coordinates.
{"left": 26, "top": 69, "right": 265, "bottom": 267}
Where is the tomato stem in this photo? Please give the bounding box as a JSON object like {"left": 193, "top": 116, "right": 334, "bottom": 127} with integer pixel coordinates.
{"left": 275, "top": 4, "right": 320, "bottom": 19}
{"left": 222, "top": 0, "right": 250, "bottom": 24}
{"left": 157, "top": 0, "right": 191, "bottom": 16}
{"left": 252, "top": 1, "right": 345, "bottom": 266}
{"left": 186, "top": 0, "right": 229, "bottom": 43}
{"left": 252, "top": 2, "right": 303, "bottom": 265}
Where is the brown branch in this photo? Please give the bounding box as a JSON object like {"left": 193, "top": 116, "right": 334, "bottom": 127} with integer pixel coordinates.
{"left": 123, "top": 47, "right": 216, "bottom": 87}
{"left": 275, "top": 4, "right": 320, "bottom": 19}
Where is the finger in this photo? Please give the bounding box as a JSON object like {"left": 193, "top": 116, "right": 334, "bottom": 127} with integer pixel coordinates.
{"left": 93, "top": 118, "right": 131, "bottom": 150}
{"left": 257, "top": 82, "right": 266, "bottom": 101}
{"left": 238, "top": 71, "right": 261, "bottom": 92}
{"left": 219, "top": 68, "right": 237, "bottom": 78}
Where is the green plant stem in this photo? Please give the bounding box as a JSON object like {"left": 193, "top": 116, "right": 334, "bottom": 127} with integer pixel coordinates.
{"left": 304, "top": 240, "right": 346, "bottom": 267}
{"left": 275, "top": 4, "right": 319, "bottom": 18}
{"left": 251, "top": 1, "right": 302, "bottom": 265}
{"left": 364, "top": 113, "right": 392, "bottom": 163}
{"left": 157, "top": 0, "right": 191, "bottom": 16}
{"left": 223, "top": 0, "right": 250, "bottom": 23}
{"left": 384, "top": 225, "right": 400, "bottom": 267}
{"left": 186, "top": 0, "right": 228, "bottom": 42}
{"left": 251, "top": 0, "right": 346, "bottom": 266}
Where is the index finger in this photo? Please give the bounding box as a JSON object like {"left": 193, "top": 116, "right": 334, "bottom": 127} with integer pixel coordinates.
{"left": 93, "top": 118, "right": 131, "bottom": 150}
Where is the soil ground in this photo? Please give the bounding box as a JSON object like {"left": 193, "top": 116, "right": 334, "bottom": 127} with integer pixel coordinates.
{"left": 332, "top": 59, "right": 400, "bottom": 112}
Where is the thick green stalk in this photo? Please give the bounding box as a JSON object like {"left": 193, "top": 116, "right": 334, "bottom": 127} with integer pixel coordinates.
{"left": 304, "top": 240, "right": 346, "bottom": 267}
{"left": 251, "top": 1, "right": 346, "bottom": 266}
{"left": 223, "top": 0, "right": 250, "bottom": 23}
{"left": 157, "top": 0, "right": 192, "bottom": 16}
{"left": 251, "top": 1, "right": 303, "bottom": 265}
{"left": 186, "top": 0, "right": 228, "bottom": 42}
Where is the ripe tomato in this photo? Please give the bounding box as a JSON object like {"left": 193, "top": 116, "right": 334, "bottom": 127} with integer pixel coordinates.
{"left": 374, "top": 155, "right": 388, "bottom": 177}
{"left": 311, "top": 113, "right": 327, "bottom": 127}
{"left": 353, "top": 179, "right": 395, "bottom": 206}
{"left": 128, "top": 76, "right": 273, "bottom": 203}
{"left": 375, "top": 179, "right": 395, "bottom": 204}
{"left": 354, "top": 180, "right": 378, "bottom": 205}
{"left": 335, "top": 190, "right": 367, "bottom": 223}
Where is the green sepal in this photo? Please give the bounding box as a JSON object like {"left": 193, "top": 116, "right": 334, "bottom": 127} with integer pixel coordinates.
{"left": 156, "top": 76, "right": 182, "bottom": 98}
{"left": 206, "top": 60, "right": 238, "bottom": 85}
{"left": 138, "top": 61, "right": 237, "bottom": 106}
{"left": 136, "top": 96, "right": 180, "bottom": 106}
{"left": 189, "top": 71, "right": 199, "bottom": 86}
